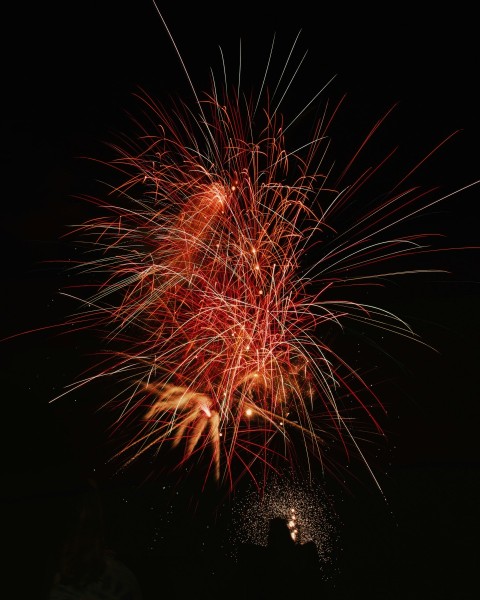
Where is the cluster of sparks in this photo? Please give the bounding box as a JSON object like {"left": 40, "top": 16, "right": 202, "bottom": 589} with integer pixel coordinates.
{"left": 229, "top": 474, "right": 338, "bottom": 566}
{"left": 55, "top": 21, "right": 477, "bottom": 492}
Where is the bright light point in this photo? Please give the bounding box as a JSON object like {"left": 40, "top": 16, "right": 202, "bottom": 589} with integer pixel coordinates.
{"left": 245, "top": 408, "right": 253, "bottom": 417}
{"left": 201, "top": 405, "right": 212, "bottom": 417}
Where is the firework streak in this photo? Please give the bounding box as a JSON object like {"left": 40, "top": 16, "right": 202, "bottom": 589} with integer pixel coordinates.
{"left": 55, "top": 25, "right": 478, "bottom": 492}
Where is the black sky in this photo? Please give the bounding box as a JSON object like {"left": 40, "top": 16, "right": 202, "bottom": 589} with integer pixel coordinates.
{"left": 2, "top": 2, "right": 479, "bottom": 598}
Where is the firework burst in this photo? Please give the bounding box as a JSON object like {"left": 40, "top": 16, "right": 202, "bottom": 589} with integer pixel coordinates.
{"left": 53, "top": 10, "right": 478, "bottom": 493}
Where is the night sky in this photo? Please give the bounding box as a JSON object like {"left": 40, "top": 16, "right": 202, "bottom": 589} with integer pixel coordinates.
{"left": 2, "top": 2, "right": 479, "bottom": 598}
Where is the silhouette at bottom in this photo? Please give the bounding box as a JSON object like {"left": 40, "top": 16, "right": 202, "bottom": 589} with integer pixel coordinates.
{"left": 236, "top": 516, "right": 325, "bottom": 599}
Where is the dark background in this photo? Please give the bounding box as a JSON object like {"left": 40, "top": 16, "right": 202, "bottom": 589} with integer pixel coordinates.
{"left": 2, "top": 2, "right": 479, "bottom": 598}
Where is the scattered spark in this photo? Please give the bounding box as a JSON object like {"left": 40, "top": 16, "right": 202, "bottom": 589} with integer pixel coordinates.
{"left": 229, "top": 473, "right": 339, "bottom": 569}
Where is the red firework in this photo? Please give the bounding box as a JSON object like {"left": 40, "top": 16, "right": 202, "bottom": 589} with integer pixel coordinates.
{"left": 53, "top": 22, "right": 477, "bottom": 492}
